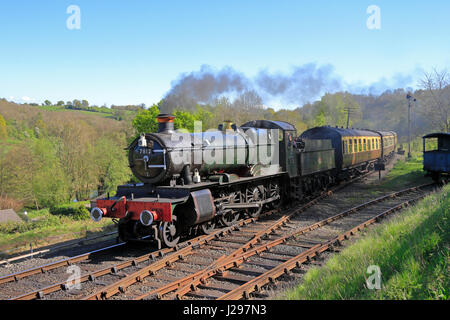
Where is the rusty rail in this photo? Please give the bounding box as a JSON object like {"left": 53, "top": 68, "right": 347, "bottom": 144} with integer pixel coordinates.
{"left": 2, "top": 167, "right": 367, "bottom": 289}
{"left": 130, "top": 194, "right": 333, "bottom": 300}
{"left": 217, "top": 191, "right": 430, "bottom": 300}
{"left": 0, "top": 242, "right": 124, "bottom": 286}
{"left": 81, "top": 217, "right": 259, "bottom": 300}
{"left": 6, "top": 170, "right": 373, "bottom": 300}
{"left": 80, "top": 182, "right": 349, "bottom": 300}
{"left": 134, "top": 183, "right": 434, "bottom": 300}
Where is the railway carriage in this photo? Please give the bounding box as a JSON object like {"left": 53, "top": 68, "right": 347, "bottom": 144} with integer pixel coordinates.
{"left": 379, "top": 131, "right": 397, "bottom": 161}
{"left": 301, "top": 127, "right": 383, "bottom": 179}
{"left": 90, "top": 115, "right": 396, "bottom": 248}
{"left": 423, "top": 132, "right": 450, "bottom": 182}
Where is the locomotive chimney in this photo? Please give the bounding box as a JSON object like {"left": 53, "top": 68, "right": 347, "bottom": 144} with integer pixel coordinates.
{"left": 157, "top": 114, "right": 175, "bottom": 134}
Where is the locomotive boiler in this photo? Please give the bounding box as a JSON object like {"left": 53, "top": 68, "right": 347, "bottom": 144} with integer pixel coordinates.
{"left": 128, "top": 115, "right": 279, "bottom": 185}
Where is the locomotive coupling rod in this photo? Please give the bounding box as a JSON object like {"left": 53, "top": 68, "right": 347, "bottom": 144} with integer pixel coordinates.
{"left": 222, "top": 195, "right": 280, "bottom": 210}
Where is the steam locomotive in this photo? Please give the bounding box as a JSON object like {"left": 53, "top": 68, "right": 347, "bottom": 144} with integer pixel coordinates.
{"left": 90, "top": 114, "right": 397, "bottom": 248}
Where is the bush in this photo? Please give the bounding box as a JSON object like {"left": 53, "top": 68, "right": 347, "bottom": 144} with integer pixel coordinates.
{"left": 50, "top": 203, "right": 90, "bottom": 221}
{"left": 0, "top": 195, "right": 23, "bottom": 211}
{"left": 0, "top": 215, "right": 61, "bottom": 234}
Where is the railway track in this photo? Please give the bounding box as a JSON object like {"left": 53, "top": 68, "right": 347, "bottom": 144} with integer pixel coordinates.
{"left": 2, "top": 160, "right": 436, "bottom": 301}
{"left": 3, "top": 179, "right": 435, "bottom": 300}
{"left": 130, "top": 183, "right": 436, "bottom": 301}
{"left": 2, "top": 172, "right": 370, "bottom": 300}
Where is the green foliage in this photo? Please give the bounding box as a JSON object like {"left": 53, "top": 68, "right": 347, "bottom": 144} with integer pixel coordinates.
{"left": 94, "top": 136, "right": 132, "bottom": 194}
{"left": 50, "top": 202, "right": 90, "bottom": 221}
{"left": 0, "top": 113, "right": 7, "bottom": 139}
{"left": 0, "top": 214, "right": 61, "bottom": 234}
{"left": 194, "top": 106, "right": 213, "bottom": 130}
{"left": 131, "top": 103, "right": 214, "bottom": 134}
{"left": 132, "top": 104, "right": 160, "bottom": 134}
{"left": 313, "top": 109, "right": 326, "bottom": 127}
{"left": 281, "top": 184, "right": 450, "bottom": 300}
{"left": 0, "top": 99, "right": 133, "bottom": 209}
{"left": 375, "top": 155, "right": 429, "bottom": 190}
{"left": 173, "top": 110, "right": 197, "bottom": 132}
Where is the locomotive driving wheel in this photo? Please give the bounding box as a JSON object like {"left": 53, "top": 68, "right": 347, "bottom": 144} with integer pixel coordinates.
{"left": 268, "top": 182, "right": 281, "bottom": 210}
{"left": 200, "top": 219, "right": 216, "bottom": 234}
{"left": 159, "top": 215, "right": 180, "bottom": 247}
{"left": 219, "top": 192, "right": 240, "bottom": 226}
{"left": 246, "top": 187, "right": 263, "bottom": 218}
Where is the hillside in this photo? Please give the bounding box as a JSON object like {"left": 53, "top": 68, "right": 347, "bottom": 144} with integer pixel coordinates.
{"left": 0, "top": 99, "right": 135, "bottom": 211}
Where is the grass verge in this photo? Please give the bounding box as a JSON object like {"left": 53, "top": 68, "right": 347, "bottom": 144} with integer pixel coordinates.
{"left": 280, "top": 184, "right": 449, "bottom": 300}
{"left": 0, "top": 203, "right": 114, "bottom": 257}
{"left": 375, "top": 155, "right": 429, "bottom": 190}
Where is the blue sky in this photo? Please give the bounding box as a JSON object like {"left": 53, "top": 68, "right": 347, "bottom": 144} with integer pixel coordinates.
{"left": 0, "top": 0, "right": 449, "bottom": 108}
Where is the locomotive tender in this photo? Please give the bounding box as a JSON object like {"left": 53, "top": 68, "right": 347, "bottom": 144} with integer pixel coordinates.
{"left": 90, "top": 114, "right": 397, "bottom": 248}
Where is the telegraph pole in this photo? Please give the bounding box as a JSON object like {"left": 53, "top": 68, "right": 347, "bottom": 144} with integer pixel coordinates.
{"left": 345, "top": 107, "right": 358, "bottom": 129}
{"left": 346, "top": 108, "right": 350, "bottom": 129}
{"left": 406, "top": 92, "right": 416, "bottom": 158}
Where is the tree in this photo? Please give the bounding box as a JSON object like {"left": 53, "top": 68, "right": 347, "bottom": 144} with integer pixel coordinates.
{"left": 30, "top": 138, "right": 69, "bottom": 207}
{"left": 57, "top": 101, "right": 65, "bottom": 106}
{"left": 420, "top": 69, "right": 450, "bottom": 132}
{"left": 173, "top": 110, "right": 197, "bottom": 132}
{"left": 194, "top": 105, "right": 213, "bottom": 130}
{"left": 72, "top": 99, "right": 82, "bottom": 108}
{"left": 94, "top": 136, "right": 131, "bottom": 194}
{"left": 132, "top": 104, "right": 160, "bottom": 134}
{"left": 0, "top": 113, "right": 7, "bottom": 139}
{"left": 44, "top": 100, "right": 52, "bottom": 106}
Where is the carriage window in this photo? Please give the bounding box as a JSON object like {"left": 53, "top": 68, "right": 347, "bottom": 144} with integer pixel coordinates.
{"left": 368, "top": 139, "right": 371, "bottom": 151}
{"left": 372, "top": 139, "right": 375, "bottom": 149}
{"left": 439, "top": 137, "right": 450, "bottom": 151}
{"left": 349, "top": 139, "right": 353, "bottom": 153}
{"left": 358, "top": 139, "right": 362, "bottom": 152}
{"left": 354, "top": 139, "right": 358, "bottom": 152}
{"left": 424, "top": 138, "right": 438, "bottom": 151}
